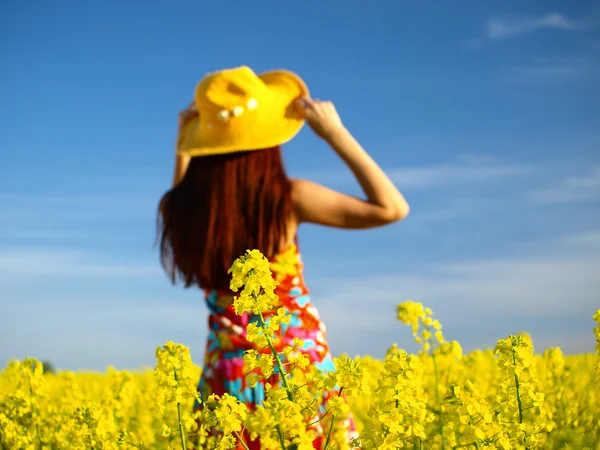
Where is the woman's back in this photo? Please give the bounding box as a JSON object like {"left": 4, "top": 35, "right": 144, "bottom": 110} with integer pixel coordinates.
{"left": 158, "top": 146, "right": 295, "bottom": 292}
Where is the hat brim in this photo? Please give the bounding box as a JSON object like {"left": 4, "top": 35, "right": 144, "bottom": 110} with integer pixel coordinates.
{"left": 177, "top": 69, "right": 309, "bottom": 157}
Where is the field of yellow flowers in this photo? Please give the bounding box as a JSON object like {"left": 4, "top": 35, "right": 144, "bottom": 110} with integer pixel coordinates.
{"left": 2, "top": 249, "right": 599, "bottom": 450}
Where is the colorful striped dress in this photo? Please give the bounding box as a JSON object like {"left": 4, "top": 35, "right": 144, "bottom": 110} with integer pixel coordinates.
{"left": 193, "top": 240, "right": 356, "bottom": 449}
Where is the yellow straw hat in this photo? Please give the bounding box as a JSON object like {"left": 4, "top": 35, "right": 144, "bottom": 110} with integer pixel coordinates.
{"left": 177, "top": 66, "right": 309, "bottom": 157}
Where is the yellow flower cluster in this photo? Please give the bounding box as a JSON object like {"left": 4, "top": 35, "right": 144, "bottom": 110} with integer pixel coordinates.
{"left": 1, "top": 249, "right": 598, "bottom": 450}
{"left": 228, "top": 249, "right": 280, "bottom": 316}
{"left": 359, "top": 345, "right": 432, "bottom": 449}
{"left": 396, "top": 301, "right": 446, "bottom": 351}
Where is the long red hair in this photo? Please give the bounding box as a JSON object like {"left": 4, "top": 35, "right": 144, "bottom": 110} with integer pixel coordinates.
{"left": 156, "top": 146, "right": 293, "bottom": 291}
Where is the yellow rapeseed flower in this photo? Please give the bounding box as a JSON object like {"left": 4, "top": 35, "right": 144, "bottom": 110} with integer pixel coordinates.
{"left": 0, "top": 254, "right": 597, "bottom": 450}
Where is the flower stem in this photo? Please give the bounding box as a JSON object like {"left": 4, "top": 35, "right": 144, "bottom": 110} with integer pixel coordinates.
{"left": 324, "top": 387, "right": 344, "bottom": 450}
{"left": 323, "top": 414, "right": 336, "bottom": 450}
{"left": 511, "top": 350, "right": 524, "bottom": 424}
{"left": 124, "top": 440, "right": 145, "bottom": 450}
{"left": 511, "top": 346, "right": 528, "bottom": 448}
{"left": 173, "top": 369, "right": 187, "bottom": 450}
{"left": 308, "top": 410, "right": 330, "bottom": 427}
{"left": 258, "top": 312, "right": 294, "bottom": 401}
{"left": 233, "top": 431, "right": 251, "bottom": 450}
{"left": 276, "top": 425, "right": 287, "bottom": 449}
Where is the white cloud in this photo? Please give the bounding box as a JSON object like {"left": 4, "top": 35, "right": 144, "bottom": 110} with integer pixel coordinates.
{"left": 312, "top": 229, "right": 600, "bottom": 358}
{"left": 530, "top": 165, "right": 600, "bottom": 204}
{"left": 533, "top": 332, "right": 595, "bottom": 355}
{"left": 0, "top": 192, "right": 160, "bottom": 245}
{"left": 0, "top": 248, "right": 161, "bottom": 278}
{"left": 387, "top": 161, "right": 531, "bottom": 190}
{"left": 402, "top": 209, "right": 456, "bottom": 226}
{"left": 0, "top": 193, "right": 157, "bottom": 219}
{"left": 0, "top": 229, "right": 92, "bottom": 240}
{"left": 319, "top": 256, "right": 598, "bottom": 318}
{"left": 394, "top": 196, "right": 498, "bottom": 231}
{"left": 2, "top": 230, "right": 598, "bottom": 369}
{"left": 486, "top": 13, "right": 583, "bottom": 39}
{"left": 507, "top": 56, "right": 600, "bottom": 86}
{"left": 304, "top": 156, "right": 532, "bottom": 191}
{"left": 1, "top": 295, "right": 208, "bottom": 370}
{"left": 562, "top": 229, "right": 600, "bottom": 246}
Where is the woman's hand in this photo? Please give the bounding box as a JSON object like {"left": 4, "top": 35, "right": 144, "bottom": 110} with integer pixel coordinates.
{"left": 290, "top": 96, "right": 410, "bottom": 229}
{"left": 178, "top": 101, "right": 199, "bottom": 132}
{"left": 172, "top": 101, "right": 196, "bottom": 187}
{"left": 294, "top": 97, "right": 345, "bottom": 142}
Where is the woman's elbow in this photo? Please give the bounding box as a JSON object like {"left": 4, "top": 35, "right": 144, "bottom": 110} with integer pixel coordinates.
{"left": 383, "top": 201, "right": 410, "bottom": 223}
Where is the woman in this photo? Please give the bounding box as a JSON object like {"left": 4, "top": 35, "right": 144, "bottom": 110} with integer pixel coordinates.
{"left": 157, "top": 66, "right": 410, "bottom": 449}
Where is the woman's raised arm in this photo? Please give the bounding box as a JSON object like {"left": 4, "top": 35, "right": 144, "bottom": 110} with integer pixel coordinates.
{"left": 292, "top": 98, "right": 409, "bottom": 229}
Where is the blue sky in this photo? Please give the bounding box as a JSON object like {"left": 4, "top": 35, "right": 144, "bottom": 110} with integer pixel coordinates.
{"left": 1, "top": 0, "right": 599, "bottom": 371}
